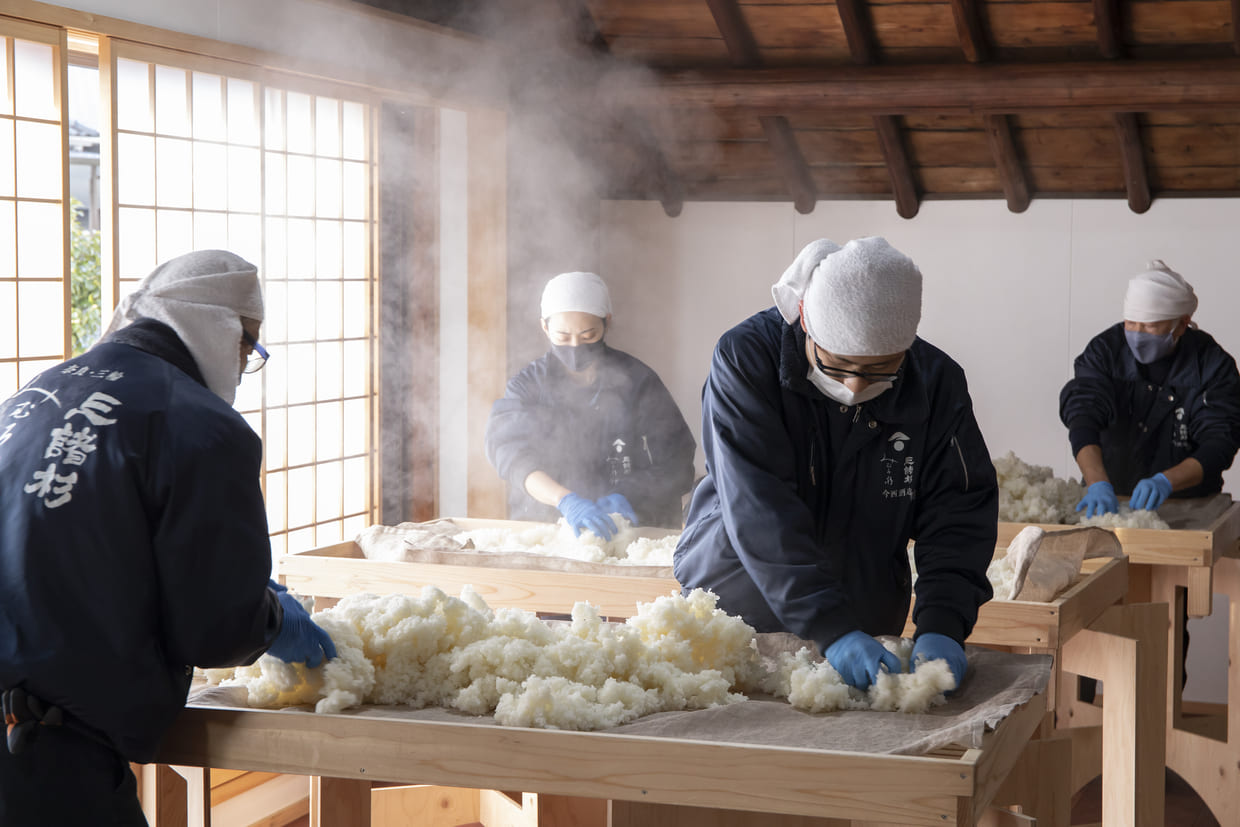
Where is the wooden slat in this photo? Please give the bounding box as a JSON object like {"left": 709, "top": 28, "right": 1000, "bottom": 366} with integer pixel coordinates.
{"left": 1094, "top": 0, "right": 1123, "bottom": 58}
{"left": 904, "top": 128, "right": 993, "bottom": 165}
{"left": 873, "top": 115, "right": 920, "bottom": 217}
{"left": 983, "top": 114, "right": 1031, "bottom": 212}
{"left": 1113, "top": 112, "right": 1152, "bottom": 212}
{"left": 1235, "top": 0, "right": 1240, "bottom": 54}
{"left": 949, "top": 0, "right": 989, "bottom": 62}
{"left": 835, "top": 0, "right": 877, "bottom": 64}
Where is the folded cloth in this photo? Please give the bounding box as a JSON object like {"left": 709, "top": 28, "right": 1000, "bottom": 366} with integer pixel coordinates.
{"left": 772, "top": 239, "right": 841, "bottom": 325}
{"left": 1122, "top": 259, "right": 1197, "bottom": 323}
{"left": 540, "top": 272, "right": 611, "bottom": 319}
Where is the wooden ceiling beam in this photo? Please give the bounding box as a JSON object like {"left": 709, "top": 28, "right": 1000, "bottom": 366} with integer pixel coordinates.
{"left": 555, "top": 0, "right": 683, "bottom": 217}
{"left": 982, "top": 114, "right": 1030, "bottom": 213}
{"left": 1113, "top": 113, "right": 1151, "bottom": 213}
{"left": 617, "top": 59, "right": 1240, "bottom": 115}
{"left": 1094, "top": 0, "right": 1123, "bottom": 59}
{"left": 834, "top": 0, "right": 919, "bottom": 218}
{"left": 1234, "top": 0, "right": 1240, "bottom": 55}
{"left": 949, "top": 0, "right": 989, "bottom": 63}
{"left": 706, "top": 0, "right": 817, "bottom": 213}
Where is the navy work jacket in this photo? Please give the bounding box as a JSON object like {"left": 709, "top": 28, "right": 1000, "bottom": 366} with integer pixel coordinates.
{"left": 675, "top": 308, "right": 997, "bottom": 651}
{"left": 1060, "top": 324, "right": 1240, "bottom": 497}
{"left": 0, "top": 319, "right": 279, "bottom": 763}
{"left": 485, "top": 345, "right": 696, "bottom": 529}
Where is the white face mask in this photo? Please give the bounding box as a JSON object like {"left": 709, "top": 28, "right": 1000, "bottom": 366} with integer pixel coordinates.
{"left": 807, "top": 363, "right": 893, "bottom": 406}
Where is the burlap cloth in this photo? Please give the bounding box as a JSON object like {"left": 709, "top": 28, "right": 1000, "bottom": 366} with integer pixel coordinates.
{"left": 189, "top": 646, "right": 1050, "bottom": 757}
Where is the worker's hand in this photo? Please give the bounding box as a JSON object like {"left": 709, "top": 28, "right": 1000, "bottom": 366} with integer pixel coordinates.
{"left": 1129, "top": 473, "right": 1172, "bottom": 511}
{"left": 595, "top": 492, "right": 639, "bottom": 527}
{"left": 911, "top": 633, "right": 968, "bottom": 689}
{"left": 824, "top": 631, "right": 902, "bottom": 690}
{"left": 557, "top": 492, "right": 618, "bottom": 540}
{"left": 267, "top": 588, "right": 337, "bottom": 667}
{"left": 1075, "top": 481, "right": 1118, "bottom": 518}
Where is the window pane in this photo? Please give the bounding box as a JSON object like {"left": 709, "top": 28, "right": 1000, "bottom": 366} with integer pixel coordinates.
{"left": 15, "top": 121, "right": 61, "bottom": 200}
{"left": 315, "top": 220, "right": 341, "bottom": 280}
{"left": 263, "top": 88, "right": 284, "bottom": 151}
{"left": 235, "top": 369, "right": 261, "bottom": 413}
{"left": 265, "top": 407, "right": 287, "bottom": 469}
{"left": 342, "top": 515, "right": 366, "bottom": 539}
{"left": 343, "top": 398, "right": 366, "bottom": 456}
{"left": 154, "top": 64, "right": 189, "bottom": 137}
{"left": 286, "top": 526, "right": 315, "bottom": 554}
{"left": 315, "top": 158, "right": 341, "bottom": 219}
{"left": 228, "top": 214, "right": 261, "bottom": 267}
{"left": 342, "top": 101, "right": 365, "bottom": 161}
{"left": 316, "top": 402, "right": 342, "bottom": 461}
{"left": 286, "top": 155, "right": 313, "bottom": 217}
{"left": 286, "top": 219, "right": 314, "bottom": 279}
{"left": 316, "top": 520, "right": 343, "bottom": 546}
{"left": 0, "top": 118, "right": 13, "bottom": 196}
{"left": 286, "top": 281, "right": 316, "bottom": 342}
{"left": 342, "top": 340, "right": 367, "bottom": 397}
{"left": 265, "top": 152, "right": 286, "bottom": 215}
{"left": 115, "top": 59, "right": 152, "bottom": 132}
{"left": 155, "top": 137, "right": 192, "bottom": 208}
{"left": 316, "top": 459, "right": 343, "bottom": 520}
{"left": 287, "top": 465, "right": 314, "bottom": 528}
{"left": 227, "top": 78, "right": 259, "bottom": 146}
{"left": 265, "top": 469, "right": 287, "bottom": 532}
{"left": 228, "top": 145, "right": 260, "bottom": 212}
{"left": 286, "top": 342, "right": 316, "bottom": 405}
{"left": 18, "top": 358, "right": 58, "bottom": 387}
{"left": 264, "top": 217, "right": 286, "bottom": 281}
{"left": 342, "top": 161, "right": 367, "bottom": 220}
{"left": 0, "top": 281, "right": 15, "bottom": 358}
{"left": 13, "top": 40, "right": 56, "bottom": 121}
{"left": 117, "top": 133, "right": 155, "bottom": 205}
{"left": 315, "top": 337, "right": 342, "bottom": 400}
{"left": 192, "top": 141, "right": 227, "bottom": 210}
{"left": 191, "top": 72, "right": 225, "bottom": 142}
{"left": 342, "top": 281, "right": 368, "bottom": 339}
{"left": 0, "top": 40, "right": 10, "bottom": 117}
{"left": 0, "top": 201, "right": 15, "bottom": 278}
{"left": 17, "top": 281, "right": 63, "bottom": 356}
{"left": 156, "top": 208, "right": 192, "bottom": 262}
{"left": 315, "top": 97, "right": 340, "bottom": 157}
{"left": 192, "top": 210, "right": 228, "bottom": 250}
{"left": 286, "top": 92, "right": 312, "bottom": 154}
{"left": 342, "top": 222, "right": 366, "bottom": 279}
{"left": 0, "top": 362, "right": 16, "bottom": 400}
{"left": 265, "top": 346, "right": 288, "bottom": 407}
{"left": 264, "top": 279, "right": 287, "bottom": 343}
{"left": 118, "top": 207, "right": 156, "bottom": 277}
{"left": 343, "top": 457, "right": 366, "bottom": 514}
{"left": 287, "top": 404, "right": 315, "bottom": 466}
{"left": 16, "top": 201, "right": 62, "bottom": 279}
{"left": 316, "top": 282, "right": 342, "bottom": 341}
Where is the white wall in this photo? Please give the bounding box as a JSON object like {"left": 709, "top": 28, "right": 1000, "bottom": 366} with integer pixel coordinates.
{"left": 599, "top": 196, "right": 1240, "bottom": 704}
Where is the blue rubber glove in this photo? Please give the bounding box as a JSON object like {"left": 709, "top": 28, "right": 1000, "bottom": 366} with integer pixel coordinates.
{"left": 1075, "top": 481, "right": 1119, "bottom": 518}
{"left": 557, "top": 492, "right": 618, "bottom": 540}
{"left": 266, "top": 584, "right": 337, "bottom": 667}
{"left": 824, "top": 631, "right": 902, "bottom": 690}
{"left": 595, "top": 492, "right": 639, "bottom": 527}
{"left": 911, "top": 632, "right": 968, "bottom": 689}
{"left": 1129, "top": 472, "right": 1172, "bottom": 511}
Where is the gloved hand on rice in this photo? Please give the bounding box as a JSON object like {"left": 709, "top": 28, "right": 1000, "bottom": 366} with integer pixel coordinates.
{"left": 911, "top": 632, "right": 967, "bottom": 688}
{"left": 267, "top": 582, "right": 337, "bottom": 667}
{"left": 595, "top": 492, "right": 639, "bottom": 527}
{"left": 1128, "top": 472, "right": 1172, "bottom": 511}
{"left": 1075, "top": 480, "right": 1118, "bottom": 518}
{"left": 824, "top": 630, "right": 901, "bottom": 690}
{"left": 557, "top": 492, "right": 618, "bottom": 540}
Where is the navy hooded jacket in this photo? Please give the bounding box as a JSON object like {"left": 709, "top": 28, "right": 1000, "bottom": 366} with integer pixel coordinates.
{"left": 485, "top": 345, "right": 696, "bottom": 529}
{"left": 674, "top": 308, "right": 997, "bottom": 651}
{"left": 1059, "top": 323, "right": 1240, "bottom": 496}
{"left": 0, "top": 319, "right": 280, "bottom": 763}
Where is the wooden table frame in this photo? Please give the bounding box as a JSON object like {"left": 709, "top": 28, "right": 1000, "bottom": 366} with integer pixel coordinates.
{"left": 149, "top": 688, "right": 1049, "bottom": 827}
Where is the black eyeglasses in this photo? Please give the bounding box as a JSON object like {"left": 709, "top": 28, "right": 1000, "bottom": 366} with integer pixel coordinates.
{"left": 241, "top": 330, "right": 270, "bottom": 374}
{"left": 812, "top": 347, "right": 902, "bottom": 383}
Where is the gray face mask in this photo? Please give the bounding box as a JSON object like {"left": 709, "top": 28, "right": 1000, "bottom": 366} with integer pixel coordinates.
{"left": 806, "top": 363, "right": 893, "bottom": 406}
{"left": 552, "top": 339, "right": 604, "bottom": 372}
{"left": 1125, "top": 328, "right": 1176, "bottom": 364}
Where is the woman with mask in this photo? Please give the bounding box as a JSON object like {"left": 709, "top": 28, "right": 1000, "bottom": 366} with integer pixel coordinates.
{"left": 485, "top": 271, "right": 696, "bottom": 539}
{"left": 675, "top": 237, "right": 998, "bottom": 692}
{"left": 1060, "top": 260, "right": 1240, "bottom": 518}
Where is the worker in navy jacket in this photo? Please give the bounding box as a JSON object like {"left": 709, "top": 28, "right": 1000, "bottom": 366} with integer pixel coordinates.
{"left": 1060, "top": 260, "right": 1240, "bottom": 518}
{"left": 0, "top": 251, "right": 334, "bottom": 826}
{"left": 486, "top": 272, "right": 696, "bottom": 537}
{"left": 675, "top": 238, "right": 997, "bottom": 691}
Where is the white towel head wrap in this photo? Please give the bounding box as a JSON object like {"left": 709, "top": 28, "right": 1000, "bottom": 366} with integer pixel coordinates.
{"left": 772, "top": 238, "right": 842, "bottom": 325}
{"left": 1122, "top": 260, "right": 1197, "bottom": 323}
{"left": 798, "top": 236, "right": 922, "bottom": 356}
{"left": 105, "top": 249, "right": 263, "bottom": 406}
{"left": 539, "top": 272, "right": 612, "bottom": 320}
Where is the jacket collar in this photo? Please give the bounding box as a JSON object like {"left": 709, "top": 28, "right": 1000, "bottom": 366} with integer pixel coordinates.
{"left": 102, "top": 317, "right": 208, "bottom": 388}
{"left": 779, "top": 319, "right": 931, "bottom": 425}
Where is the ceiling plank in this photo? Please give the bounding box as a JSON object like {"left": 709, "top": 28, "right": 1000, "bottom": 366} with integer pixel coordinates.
{"left": 983, "top": 114, "right": 1030, "bottom": 212}
{"left": 619, "top": 59, "right": 1240, "bottom": 115}
{"left": 1094, "top": 0, "right": 1123, "bottom": 59}
{"left": 1233, "top": 0, "right": 1240, "bottom": 55}
{"left": 556, "top": 0, "right": 684, "bottom": 217}
{"left": 948, "top": 0, "right": 989, "bottom": 63}
{"left": 835, "top": 0, "right": 918, "bottom": 218}
{"left": 1113, "top": 112, "right": 1152, "bottom": 213}
{"left": 706, "top": 0, "right": 816, "bottom": 212}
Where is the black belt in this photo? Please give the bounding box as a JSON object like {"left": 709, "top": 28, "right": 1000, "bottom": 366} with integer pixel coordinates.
{"left": 2, "top": 687, "right": 65, "bottom": 755}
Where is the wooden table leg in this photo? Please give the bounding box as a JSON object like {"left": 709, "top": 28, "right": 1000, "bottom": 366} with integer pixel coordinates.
{"left": 1060, "top": 602, "right": 1167, "bottom": 827}
{"left": 311, "top": 777, "right": 371, "bottom": 827}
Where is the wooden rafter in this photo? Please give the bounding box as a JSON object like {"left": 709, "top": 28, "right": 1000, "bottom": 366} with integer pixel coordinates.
{"left": 1094, "top": 0, "right": 1123, "bottom": 59}
{"left": 706, "top": 0, "right": 817, "bottom": 213}
{"left": 619, "top": 59, "right": 1240, "bottom": 115}
{"left": 554, "top": 0, "right": 684, "bottom": 217}
{"left": 949, "top": 0, "right": 989, "bottom": 63}
{"left": 1234, "top": 0, "right": 1240, "bottom": 55}
{"left": 1113, "top": 113, "right": 1151, "bottom": 213}
{"left": 983, "top": 114, "right": 1030, "bottom": 213}
{"left": 834, "top": 0, "right": 919, "bottom": 218}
